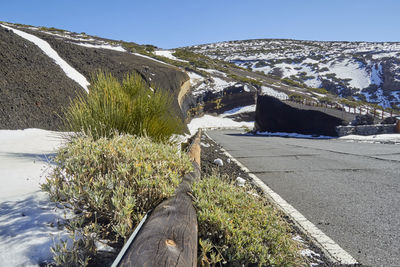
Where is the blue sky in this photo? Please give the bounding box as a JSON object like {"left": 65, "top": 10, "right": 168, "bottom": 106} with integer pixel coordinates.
{"left": 1, "top": 0, "right": 399, "bottom": 48}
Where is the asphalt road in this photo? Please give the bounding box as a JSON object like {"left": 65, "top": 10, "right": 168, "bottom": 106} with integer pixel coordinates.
{"left": 207, "top": 129, "right": 400, "bottom": 267}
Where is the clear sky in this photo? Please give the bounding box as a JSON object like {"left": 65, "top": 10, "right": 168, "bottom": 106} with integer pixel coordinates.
{"left": 1, "top": 0, "right": 399, "bottom": 48}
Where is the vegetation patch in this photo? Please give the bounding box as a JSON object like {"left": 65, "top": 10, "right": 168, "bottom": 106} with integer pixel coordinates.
{"left": 192, "top": 174, "right": 306, "bottom": 267}
{"left": 228, "top": 74, "right": 262, "bottom": 87}
{"left": 64, "top": 71, "right": 183, "bottom": 142}
{"left": 281, "top": 78, "right": 306, "bottom": 88}
{"left": 307, "top": 87, "right": 328, "bottom": 95}
{"left": 42, "top": 134, "right": 193, "bottom": 266}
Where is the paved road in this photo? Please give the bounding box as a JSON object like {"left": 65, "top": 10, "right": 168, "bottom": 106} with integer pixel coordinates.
{"left": 207, "top": 129, "right": 400, "bottom": 267}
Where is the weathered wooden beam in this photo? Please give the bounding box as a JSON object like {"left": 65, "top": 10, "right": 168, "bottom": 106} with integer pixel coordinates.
{"left": 116, "top": 130, "right": 202, "bottom": 267}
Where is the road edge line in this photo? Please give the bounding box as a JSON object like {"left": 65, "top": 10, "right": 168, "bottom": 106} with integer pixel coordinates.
{"left": 204, "top": 131, "right": 358, "bottom": 265}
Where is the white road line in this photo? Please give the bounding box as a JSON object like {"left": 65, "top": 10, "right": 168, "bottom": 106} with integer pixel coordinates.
{"left": 204, "top": 130, "right": 358, "bottom": 265}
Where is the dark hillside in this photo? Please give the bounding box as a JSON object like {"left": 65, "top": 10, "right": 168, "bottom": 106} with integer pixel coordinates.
{"left": 20, "top": 29, "right": 189, "bottom": 121}
{"left": 0, "top": 26, "right": 85, "bottom": 130}
{"left": 0, "top": 25, "right": 189, "bottom": 130}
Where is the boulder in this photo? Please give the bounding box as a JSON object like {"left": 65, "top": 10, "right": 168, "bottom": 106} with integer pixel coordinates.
{"left": 380, "top": 116, "right": 397, "bottom": 125}
{"left": 351, "top": 114, "right": 374, "bottom": 126}
{"left": 255, "top": 95, "right": 346, "bottom": 136}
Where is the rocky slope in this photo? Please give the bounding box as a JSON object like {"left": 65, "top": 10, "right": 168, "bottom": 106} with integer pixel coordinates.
{"left": 3, "top": 21, "right": 397, "bottom": 133}
{"left": 187, "top": 39, "right": 400, "bottom": 108}
{"left": 0, "top": 25, "right": 86, "bottom": 129}
{"left": 0, "top": 22, "right": 189, "bottom": 130}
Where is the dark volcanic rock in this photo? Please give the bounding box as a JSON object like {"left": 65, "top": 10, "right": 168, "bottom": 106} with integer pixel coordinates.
{"left": 351, "top": 114, "right": 375, "bottom": 126}
{"left": 380, "top": 116, "right": 397, "bottom": 125}
{"left": 0, "top": 26, "right": 190, "bottom": 130}
{"left": 0, "top": 26, "right": 85, "bottom": 130}
{"left": 23, "top": 30, "right": 189, "bottom": 118}
{"left": 184, "top": 84, "right": 257, "bottom": 120}
{"left": 255, "top": 95, "right": 346, "bottom": 136}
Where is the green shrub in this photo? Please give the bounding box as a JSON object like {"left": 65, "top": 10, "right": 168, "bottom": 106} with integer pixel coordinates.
{"left": 307, "top": 87, "right": 328, "bottom": 95}
{"left": 64, "top": 71, "right": 183, "bottom": 142}
{"left": 281, "top": 78, "right": 306, "bottom": 88}
{"left": 192, "top": 175, "right": 306, "bottom": 266}
{"left": 228, "top": 74, "right": 262, "bottom": 87}
{"left": 42, "top": 134, "right": 193, "bottom": 265}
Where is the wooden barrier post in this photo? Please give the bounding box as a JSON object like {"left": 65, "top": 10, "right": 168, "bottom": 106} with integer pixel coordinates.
{"left": 116, "top": 130, "right": 202, "bottom": 267}
{"left": 396, "top": 118, "right": 400, "bottom": 133}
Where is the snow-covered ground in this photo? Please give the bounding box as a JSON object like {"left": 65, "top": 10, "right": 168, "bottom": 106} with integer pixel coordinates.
{"left": 72, "top": 42, "right": 126, "bottom": 52}
{"left": 339, "top": 133, "right": 400, "bottom": 144}
{"left": 260, "top": 86, "right": 289, "bottom": 100}
{"left": 154, "top": 50, "right": 188, "bottom": 62}
{"left": 221, "top": 105, "right": 256, "bottom": 117}
{"left": 0, "top": 24, "right": 90, "bottom": 92}
{"left": 188, "top": 39, "right": 400, "bottom": 108}
{"left": 0, "top": 129, "right": 71, "bottom": 266}
{"left": 188, "top": 115, "right": 254, "bottom": 135}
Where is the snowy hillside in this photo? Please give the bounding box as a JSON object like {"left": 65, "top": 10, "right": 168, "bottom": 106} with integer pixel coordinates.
{"left": 187, "top": 39, "right": 400, "bottom": 108}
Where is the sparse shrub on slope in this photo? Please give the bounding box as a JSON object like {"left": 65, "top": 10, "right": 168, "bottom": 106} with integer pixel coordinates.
{"left": 193, "top": 175, "right": 306, "bottom": 267}
{"left": 42, "top": 134, "right": 193, "bottom": 266}
{"left": 64, "top": 71, "right": 184, "bottom": 142}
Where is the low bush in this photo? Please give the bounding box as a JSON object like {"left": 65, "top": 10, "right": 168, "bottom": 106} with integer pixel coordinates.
{"left": 64, "top": 71, "right": 183, "bottom": 142}
{"left": 42, "top": 134, "right": 193, "bottom": 265}
{"left": 307, "top": 87, "right": 328, "bottom": 95}
{"left": 281, "top": 78, "right": 305, "bottom": 88}
{"left": 192, "top": 175, "right": 306, "bottom": 266}
{"left": 228, "top": 74, "right": 262, "bottom": 87}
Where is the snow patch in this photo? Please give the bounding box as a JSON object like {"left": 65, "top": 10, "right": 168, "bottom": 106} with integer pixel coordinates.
{"left": 154, "top": 50, "right": 188, "bottom": 62}
{"left": 339, "top": 133, "right": 400, "bottom": 144}
{"left": 222, "top": 105, "right": 256, "bottom": 117}
{"left": 72, "top": 42, "right": 126, "bottom": 52}
{"left": 260, "top": 86, "right": 288, "bottom": 100}
{"left": 0, "top": 129, "right": 71, "bottom": 266}
{"left": 187, "top": 115, "right": 254, "bottom": 135}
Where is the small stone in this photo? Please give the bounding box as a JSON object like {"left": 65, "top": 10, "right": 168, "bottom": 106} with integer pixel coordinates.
{"left": 236, "top": 177, "right": 246, "bottom": 187}
{"left": 213, "top": 158, "right": 223, "bottom": 166}
{"left": 227, "top": 158, "right": 231, "bottom": 163}
{"left": 201, "top": 142, "right": 210, "bottom": 148}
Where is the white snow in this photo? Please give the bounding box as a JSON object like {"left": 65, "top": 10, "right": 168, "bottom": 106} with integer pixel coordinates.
{"left": 72, "top": 42, "right": 126, "bottom": 52}
{"left": 0, "top": 24, "right": 90, "bottom": 93}
{"left": 222, "top": 105, "right": 256, "bottom": 117}
{"left": 187, "top": 71, "right": 205, "bottom": 85}
{"left": 190, "top": 76, "right": 236, "bottom": 97}
{"left": 301, "top": 248, "right": 320, "bottom": 258}
{"left": 0, "top": 129, "right": 72, "bottom": 266}
{"left": 154, "top": 50, "right": 188, "bottom": 62}
{"left": 133, "top": 53, "right": 174, "bottom": 67}
{"left": 328, "top": 59, "right": 370, "bottom": 89}
{"left": 187, "top": 115, "right": 254, "bottom": 135}
{"left": 339, "top": 133, "right": 400, "bottom": 144}
{"left": 260, "top": 86, "right": 288, "bottom": 100}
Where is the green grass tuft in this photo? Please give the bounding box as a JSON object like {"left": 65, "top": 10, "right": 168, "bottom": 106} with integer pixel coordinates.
{"left": 64, "top": 71, "right": 184, "bottom": 142}
{"left": 192, "top": 174, "right": 306, "bottom": 267}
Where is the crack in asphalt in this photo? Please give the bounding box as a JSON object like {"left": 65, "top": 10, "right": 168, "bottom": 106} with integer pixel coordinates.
{"left": 287, "top": 143, "right": 400, "bottom": 163}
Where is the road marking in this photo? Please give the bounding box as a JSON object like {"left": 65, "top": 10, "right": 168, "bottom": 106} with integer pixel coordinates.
{"left": 204, "top": 131, "right": 358, "bottom": 265}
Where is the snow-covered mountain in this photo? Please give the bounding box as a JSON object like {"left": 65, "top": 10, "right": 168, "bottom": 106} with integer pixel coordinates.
{"left": 187, "top": 39, "right": 400, "bottom": 108}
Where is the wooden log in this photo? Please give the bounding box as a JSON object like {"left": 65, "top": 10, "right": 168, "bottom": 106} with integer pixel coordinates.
{"left": 396, "top": 118, "right": 400, "bottom": 134}
{"left": 116, "top": 131, "right": 202, "bottom": 267}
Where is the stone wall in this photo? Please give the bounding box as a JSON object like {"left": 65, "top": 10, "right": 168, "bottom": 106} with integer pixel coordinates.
{"left": 336, "top": 124, "right": 396, "bottom": 136}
